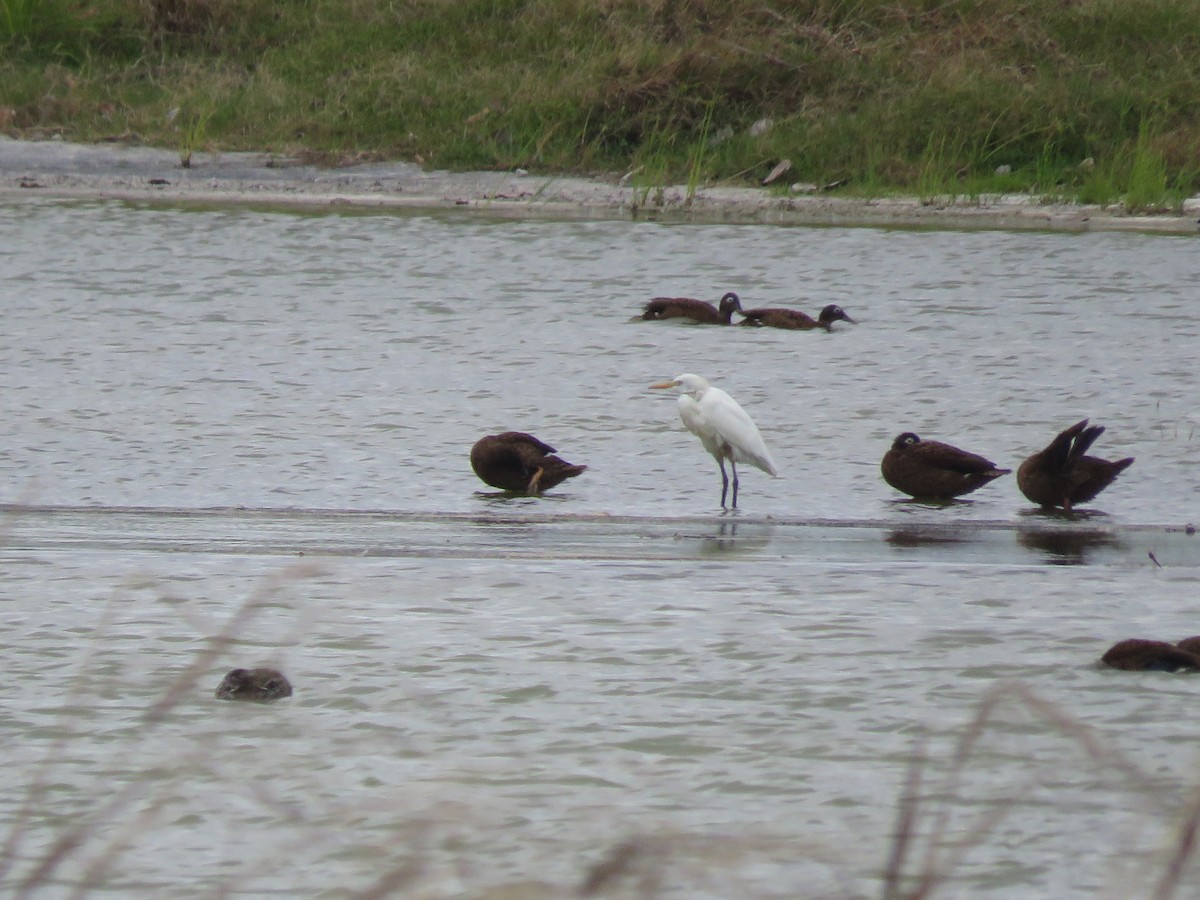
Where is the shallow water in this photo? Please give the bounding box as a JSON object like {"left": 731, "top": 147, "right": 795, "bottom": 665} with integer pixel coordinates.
{"left": 1, "top": 199, "right": 1199, "bottom": 897}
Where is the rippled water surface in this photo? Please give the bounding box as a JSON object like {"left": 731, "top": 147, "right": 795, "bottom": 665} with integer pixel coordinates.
{"left": 1, "top": 199, "right": 1199, "bottom": 897}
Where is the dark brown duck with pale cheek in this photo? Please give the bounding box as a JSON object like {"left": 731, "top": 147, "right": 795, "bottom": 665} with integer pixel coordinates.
{"left": 739, "top": 303, "right": 856, "bottom": 331}
{"left": 1017, "top": 419, "right": 1134, "bottom": 511}
{"left": 880, "top": 432, "right": 1010, "bottom": 500}
{"left": 641, "top": 291, "right": 742, "bottom": 325}
{"left": 470, "top": 431, "right": 587, "bottom": 494}
{"left": 1100, "top": 638, "right": 1200, "bottom": 672}
{"left": 215, "top": 668, "right": 293, "bottom": 702}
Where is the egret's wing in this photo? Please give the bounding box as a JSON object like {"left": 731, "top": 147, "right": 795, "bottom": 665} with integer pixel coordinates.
{"left": 700, "top": 388, "right": 779, "bottom": 476}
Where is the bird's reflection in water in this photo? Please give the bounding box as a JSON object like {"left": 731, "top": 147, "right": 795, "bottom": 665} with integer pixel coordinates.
{"left": 700, "top": 520, "right": 774, "bottom": 555}
{"left": 888, "top": 497, "right": 972, "bottom": 509}
{"left": 1016, "top": 527, "right": 1122, "bottom": 565}
{"left": 885, "top": 525, "right": 968, "bottom": 549}
{"left": 1018, "top": 505, "right": 1111, "bottom": 523}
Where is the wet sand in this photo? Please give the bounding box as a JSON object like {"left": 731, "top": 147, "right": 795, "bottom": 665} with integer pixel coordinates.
{"left": 3, "top": 135, "right": 1199, "bottom": 232}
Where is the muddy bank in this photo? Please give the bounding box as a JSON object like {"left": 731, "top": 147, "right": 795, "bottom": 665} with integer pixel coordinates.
{"left": 2, "top": 136, "right": 1199, "bottom": 232}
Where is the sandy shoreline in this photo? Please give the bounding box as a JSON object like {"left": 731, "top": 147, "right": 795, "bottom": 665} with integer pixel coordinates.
{"left": 3, "top": 135, "right": 1199, "bottom": 233}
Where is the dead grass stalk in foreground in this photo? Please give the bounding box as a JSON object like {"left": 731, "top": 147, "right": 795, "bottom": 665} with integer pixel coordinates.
{"left": 882, "top": 680, "right": 1190, "bottom": 900}
{"left": 1, "top": 564, "right": 316, "bottom": 894}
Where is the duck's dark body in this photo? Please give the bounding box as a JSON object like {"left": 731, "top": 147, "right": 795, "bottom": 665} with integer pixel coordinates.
{"left": 1017, "top": 419, "right": 1134, "bottom": 510}
{"left": 739, "top": 303, "right": 855, "bottom": 331}
{"left": 470, "top": 431, "right": 587, "bottom": 494}
{"left": 641, "top": 292, "right": 742, "bottom": 324}
{"left": 881, "top": 432, "right": 1010, "bottom": 500}
{"left": 1100, "top": 639, "right": 1200, "bottom": 672}
{"left": 215, "top": 667, "right": 293, "bottom": 702}
{"left": 1175, "top": 636, "right": 1200, "bottom": 655}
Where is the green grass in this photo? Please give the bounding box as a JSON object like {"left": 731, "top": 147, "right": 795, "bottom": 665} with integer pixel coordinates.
{"left": 2, "top": 0, "right": 1200, "bottom": 206}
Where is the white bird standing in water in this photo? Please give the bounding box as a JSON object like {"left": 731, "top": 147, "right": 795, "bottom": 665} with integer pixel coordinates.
{"left": 650, "top": 373, "right": 779, "bottom": 509}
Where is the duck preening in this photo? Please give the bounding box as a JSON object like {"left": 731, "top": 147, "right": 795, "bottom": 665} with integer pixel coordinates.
{"left": 641, "top": 291, "right": 743, "bottom": 325}
{"left": 739, "top": 303, "right": 856, "bottom": 331}
{"left": 881, "top": 432, "right": 1010, "bottom": 500}
{"left": 1100, "top": 638, "right": 1200, "bottom": 672}
{"left": 650, "top": 373, "right": 779, "bottom": 509}
{"left": 1017, "top": 419, "right": 1134, "bottom": 511}
{"left": 470, "top": 431, "right": 587, "bottom": 494}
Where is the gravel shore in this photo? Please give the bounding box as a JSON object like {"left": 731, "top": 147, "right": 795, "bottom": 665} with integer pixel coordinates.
{"left": 3, "top": 135, "right": 1198, "bottom": 233}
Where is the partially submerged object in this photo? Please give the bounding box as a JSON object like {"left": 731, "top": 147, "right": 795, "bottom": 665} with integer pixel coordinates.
{"left": 215, "top": 667, "right": 294, "bottom": 702}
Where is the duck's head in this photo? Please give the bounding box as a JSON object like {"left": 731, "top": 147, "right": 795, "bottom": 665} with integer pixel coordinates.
{"left": 819, "top": 304, "right": 856, "bottom": 325}
{"left": 718, "top": 292, "right": 742, "bottom": 315}
{"left": 893, "top": 432, "right": 921, "bottom": 450}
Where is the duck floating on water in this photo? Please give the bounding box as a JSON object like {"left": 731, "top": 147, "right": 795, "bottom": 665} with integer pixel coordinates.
{"left": 1017, "top": 419, "right": 1134, "bottom": 511}
{"left": 881, "top": 432, "right": 1010, "bottom": 501}
{"left": 641, "top": 291, "right": 743, "bottom": 325}
{"left": 470, "top": 431, "right": 587, "bottom": 494}
{"left": 739, "top": 303, "right": 856, "bottom": 331}
{"left": 1100, "top": 638, "right": 1200, "bottom": 672}
{"left": 215, "top": 667, "right": 293, "bottom": 702}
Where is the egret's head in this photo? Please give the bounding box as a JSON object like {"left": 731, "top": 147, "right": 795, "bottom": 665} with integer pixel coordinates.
{"left": 650, "top": 373, "right": 709, "bottom": 397}
{"left": 819, "top": 304, "right": 856, "bottom": 325}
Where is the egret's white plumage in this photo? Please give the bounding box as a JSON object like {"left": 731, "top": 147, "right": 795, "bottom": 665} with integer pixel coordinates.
{"left": 650, "top": 373, "right": 779, "bottom": 508}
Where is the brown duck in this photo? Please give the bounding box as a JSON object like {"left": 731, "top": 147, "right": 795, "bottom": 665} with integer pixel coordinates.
{"left": 215, "top": 667, "right": 293, "bottom": 702}
{"left": 881, "top": 432, "right": 1011, "bottom": 500}
{"left": 1017, "top": 419, "right": 1134, "bottom": 511}
{"left": 739, "top": 303, "right": 856, "bottom": 331}
{"left": 470, "top": 431, "right": 587, "bottom": 494}
{"left": 1100, "top": 638, "right": 1200, "bottom": 672}
{"left": 641, "top": 291, "right": 743, "bottom": 324}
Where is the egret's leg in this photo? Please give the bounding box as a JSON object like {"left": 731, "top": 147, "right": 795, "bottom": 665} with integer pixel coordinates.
{"left": 718, "top": 459, "right": 729, "bottom": 508}
{"left": 527, "top": 467, "right": 544, "bottom": 495}
{"left": 730, "top": 459, "right": 740, "bottom": 508}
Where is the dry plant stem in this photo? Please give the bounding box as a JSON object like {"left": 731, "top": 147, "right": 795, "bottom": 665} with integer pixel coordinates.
{"left": 0, "top": 584, "right": 127, "bottom": 885}
{"left": 353, "top": 860, "right": 426, "bottom": 900}
{"left": 1152, "top": 794, "right": 1200, "bottom": 900}
{"left": 895, "top": 681, "right": 1163, "bottom": 899}
{"left": 881, "top": 734, "right": 927, "bottom": 900}
{"left": 143, "top": 561, "right": 319, "bottom": 724}
{"left": 578, "top": 835, "right": 672, "bottom": 897}
{"left": 14, "top": 777, "right": 148, "bottom": 896}
{"left": 3, "top": 563, "right": 314, "bottom": 894}
{"left": 66, "top": 783, "right": 179, "bottom": 900}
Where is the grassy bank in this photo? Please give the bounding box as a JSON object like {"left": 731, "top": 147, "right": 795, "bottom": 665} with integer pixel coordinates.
{"left": 2, "top": 0, "right": 1199, "bottom": 208}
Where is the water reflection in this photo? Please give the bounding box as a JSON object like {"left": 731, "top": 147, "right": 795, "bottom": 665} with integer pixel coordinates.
{"left": 1016, "top": 527, "right": 1123, "bottom": 565}
{"left": 698, "top": 520, "right": 775, "bottom": 556}
{"left": 886, "top": 525, "right": 971, "bottom": 549}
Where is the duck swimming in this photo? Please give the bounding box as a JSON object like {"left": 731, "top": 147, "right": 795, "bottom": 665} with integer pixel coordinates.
{"left": 739, "top": 303, "right": 856, "bottom": 331}
{"left": 641, "top": 291, "right": 743, "bottom": 325}
{"left": 470, "top": 431, "right": 587, "bottom": 494}
{"left": 1100, "top": 639, "right": 1200, "bottom": 672}
{"left": 215, "top": 667, "right": 293, "bottom": 702}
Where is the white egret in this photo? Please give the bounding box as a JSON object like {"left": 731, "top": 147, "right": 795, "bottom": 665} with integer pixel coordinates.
{"left": 650, "top": 373, "right": 779, "bottom": 509}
